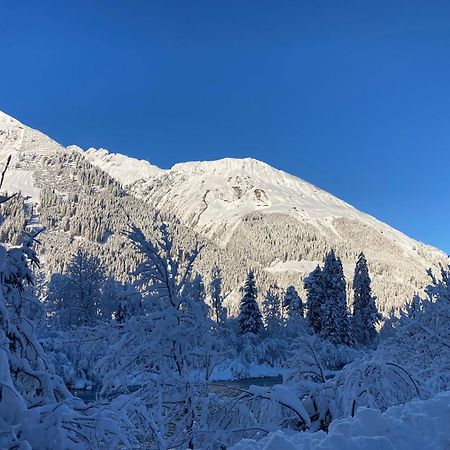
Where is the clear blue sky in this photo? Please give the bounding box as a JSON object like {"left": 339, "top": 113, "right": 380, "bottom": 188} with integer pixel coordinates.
{"left": 1, "top": 1, "right": 449, "bottom": 254}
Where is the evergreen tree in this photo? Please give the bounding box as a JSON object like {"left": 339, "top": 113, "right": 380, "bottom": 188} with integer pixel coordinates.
{"left": 210, "top": 265, "right": 227, "bottom": 324}
{"left": 100, "top": 276, "right": 123, "bottom": 322}
{"left": 187, "top": 272, "right": 206, "bottom": 303}
{"left": 262, "top": 286, "right": 282, "bottom": 332}
{"left": 352, "top": 252, "right": 380, "bottom": 345}
{"left": 114, "top": 301, "right": 127, "bottom": 324}
{"left": 304, "top": 265, "right": 325, "bottom": 333}
{"left": 47, "top": 249, "right": 106, "bottom": 328}
{"left": 283, "top": 285, "right": 304, "bottom": 321}
{"left": 238, "top": 270, "right": 263, "bottom": 335}
{"left": 320, "top": 250, "right": 353, "bottom": 345}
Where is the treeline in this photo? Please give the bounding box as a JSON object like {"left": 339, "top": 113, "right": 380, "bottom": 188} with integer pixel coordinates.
{"left": 237, "top": 250, "right": 380, "bottom": 346}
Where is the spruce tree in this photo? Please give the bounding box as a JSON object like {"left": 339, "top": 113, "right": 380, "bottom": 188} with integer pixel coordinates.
{"left": 352, "top": 252, "right": 380, "bottom": 345}
{"left": 304, "top": 265, "right": 325, "bottom": 333}
{"left": 262, "top": 286, "right": 282, "bottom": 333}
{"left": 283, "top": 285, "right": 304, "bottom": 321}
{"left": 320, "top": 250, "right": 353, "bottom": 345}
{"left": 210, "top": 265, "right": 227, "bottom": 324}
{"left": 114, "top": 302, "right": 127, "bottom": 324}
{"left": 47, "top": 249, "right": 106, "bottom": 328}
{"left": 238, "top": 270, "right": 263, "bottom": 335}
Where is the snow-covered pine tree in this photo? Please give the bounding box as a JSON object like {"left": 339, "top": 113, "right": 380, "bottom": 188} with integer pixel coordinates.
{"left": 114, "top": 282, "right": 143, "bottom": 321}
{"left": 320, "top": 250, "right": 353, "bottom": 345}
{"left": 114, "top": 301, "right": 127, "bottom": 324}
{"left": 46, "top": 248, "right": 106, "bottom": 328}
{"left": 262, "top": 286, "right": 282, "bottom": 333}
{"left": 283, "top": 285, "right": 304, "bottom": 321}
{"left": 352, "top": 252, "right": 380, "bottom": 345}
{"left": 99, "top": 276, "right": 123, "bottom": 322}
{"left": 426, "top": 264, "right": 450, "bottom": 303}
{"left": 238, "top": 270, "right": 263, "bottom": 335}
{"left": 304, "top": 265, "right": 325, "bottom": 333}
{"left": 187, "top": 272, "right": 207, "bottom": 304}
{"left": 210, "top": 264, "right": 227, "bottom": 324}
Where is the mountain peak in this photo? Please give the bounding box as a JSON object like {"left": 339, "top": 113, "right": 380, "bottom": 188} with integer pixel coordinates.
{"left": 83, "top": 147, "right": 163, "bottom": 186}
{"left": 171, "top": 157, "right": 275, "bottom": 173}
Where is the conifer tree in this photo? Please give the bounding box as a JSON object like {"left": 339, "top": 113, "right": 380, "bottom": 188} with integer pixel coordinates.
{"left": 352, "top": 252, "right": 380, "bottom": 345}
{"left": 47, "top": 249, "right": 106, "bottom": 328}
{"left": 262, "top": 286, "right": 282, "bottom": 332}
{"left": 304, "top": 265, "right": 325, "bottom": 333}
{"left": 210, "top": 265, "right": 227, "bottom": 324}
{"left": 114, "top": 302, "right": 127, "bottom": 324}
{"left": 283, "top": 285, "right": 304, "bottom": 321}
{"left": 320, "top": 250, "right": 353, "bottom": 345}
{"left": 238, "top": 270, "right": 263, "bottom": 335}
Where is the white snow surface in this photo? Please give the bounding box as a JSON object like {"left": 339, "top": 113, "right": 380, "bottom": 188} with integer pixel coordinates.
{"left": 130, "top": 157, "right": 444, "bottom": 260}
{"left": 1, "top": 168, "right": 41, "bottom": 200}
{"left": 0, "top": 111, "right": 63, "bottom": 202}
{"left": 136, "top": 157, "right": 367, "bottom": 243}
{"left": 264, "top": 260, "right": 355, "bottom": 278}
{"left": 231, "top": 390, "right": 450, "bottom": 450}
{"left": 81, "top": 146, "right": 163, "bottom": 186}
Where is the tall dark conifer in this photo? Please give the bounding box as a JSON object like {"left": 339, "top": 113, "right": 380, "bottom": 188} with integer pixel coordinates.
{"left": 352, "top": 252, "right": 380, "bottom": 345}
{"left": 304, "top": 265, "right": 325, "bottom": 333}
{"left": 210, "top": 265, "right": 227, "bottom": 324}
{"left": 320, "top": 250, "right": 353, "bottom": 345}
{"left": 283, "top": 285, "right": 304, "bottom": 320}
{"left": 238, "top": 270, "right": 263, "bottom": 335}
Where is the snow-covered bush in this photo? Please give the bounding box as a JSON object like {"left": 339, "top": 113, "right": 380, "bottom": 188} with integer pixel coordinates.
{"left": 96, "top": 222, "right": 217, "bottom": 448}
{"left": 334, "top": 357, "right": 420, "bottom": 416}
{"left": 379, "top": 265, "right": 450, "bottom": 396}
{"left": 231, "top": 389, "right": 450, "bottom": 450}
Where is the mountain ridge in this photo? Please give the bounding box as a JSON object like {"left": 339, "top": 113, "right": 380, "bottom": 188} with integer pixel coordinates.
{"left": 0, "top": 109, "right": 447, "bottom": 313}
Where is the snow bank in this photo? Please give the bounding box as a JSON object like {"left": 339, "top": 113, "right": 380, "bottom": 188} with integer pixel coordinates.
{"left": 231, "top": 390, "right": 450, "bottom": 450}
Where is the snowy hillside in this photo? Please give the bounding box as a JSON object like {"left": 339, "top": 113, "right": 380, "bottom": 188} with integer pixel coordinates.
{"left": 132, "top": 157, "right": 427, "bottom": 254}
{"left": 132, "top": 157, "right": 366, "bottom": 243}
{"left": 81, "top": 146, "right": 163, "bottom": 186}
{"left": 0, "top": 111, "right": 63, "bottom": 200}
{"left": 129, "top": 157, "right": 448, "bottom": 311}
{"left": 0, "top": 110, "right": 447, "bottom": 311}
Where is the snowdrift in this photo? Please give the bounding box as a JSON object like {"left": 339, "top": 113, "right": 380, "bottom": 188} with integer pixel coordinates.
{"left": 232, "top": 390, "right": 450, "bottom": 450}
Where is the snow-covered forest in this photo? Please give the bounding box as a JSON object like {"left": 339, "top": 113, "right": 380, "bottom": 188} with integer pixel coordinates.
{"left": 1, "top": 150, "right": 449, "bottom": 450}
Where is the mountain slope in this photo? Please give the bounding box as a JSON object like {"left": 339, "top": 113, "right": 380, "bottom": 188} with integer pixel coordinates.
{"left": 0, "top": 110, "right": 447, "bottom": 313}
{"left": 120, "top": 156, "right": 446, "bottom": 311}
{"left": 80, "top": 146, "right": 163, "bottom": 186}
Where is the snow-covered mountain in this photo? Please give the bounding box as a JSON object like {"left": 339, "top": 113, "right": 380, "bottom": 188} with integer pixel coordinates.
{"left": 127, "top": 157, "right": 422, "bottom": 252}
{"left": 80, "top": 146, "right": 163, "bottom": 185}
{"left": 0, "top": 110, "right": 447, "bottom": 312}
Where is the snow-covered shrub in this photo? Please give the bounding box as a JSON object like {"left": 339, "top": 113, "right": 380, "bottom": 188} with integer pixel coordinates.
{"left": 379, "top": 265, "right": 450, "bottom": 396}
{"left": 40, "top": 327, "right": 107, "bottom": 388}
{"left": 97, "top": 222, "right": 217, "bottom": 448}
{"left": 231, "top": 389, "right": 450, "bottom": 450}
{"left": 334, "top": 357, "right": 420, "bottom": 416}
